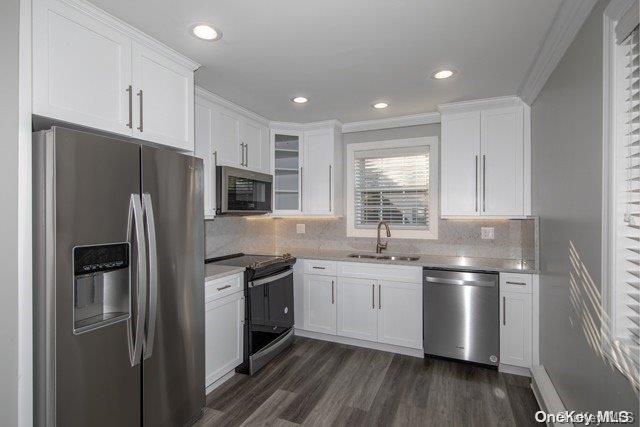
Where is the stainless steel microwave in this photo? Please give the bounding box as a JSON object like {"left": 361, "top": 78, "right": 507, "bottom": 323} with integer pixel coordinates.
{"left": 216, "top": 166, "right": 273, "bottom": 215}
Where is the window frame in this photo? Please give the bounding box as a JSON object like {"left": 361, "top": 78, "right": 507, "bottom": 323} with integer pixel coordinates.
{"left": 346, "top": 137, "right": 439, "bottom": 239}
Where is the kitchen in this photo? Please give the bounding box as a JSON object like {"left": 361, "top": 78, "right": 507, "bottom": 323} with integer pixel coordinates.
{"left": 1, "top": 0, "right": 639, "bottom": 426}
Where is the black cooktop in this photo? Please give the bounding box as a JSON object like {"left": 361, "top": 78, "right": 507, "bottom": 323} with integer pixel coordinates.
{"left": 205, "top": 253, "right": 296, "bottom": 279}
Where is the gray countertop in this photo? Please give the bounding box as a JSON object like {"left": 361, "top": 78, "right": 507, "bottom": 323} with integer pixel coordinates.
{"left": 204, "top": 264, "right": 245, "bottom": 281}
{"left": 281, "top": 248, "right": 538, "bottom": 274}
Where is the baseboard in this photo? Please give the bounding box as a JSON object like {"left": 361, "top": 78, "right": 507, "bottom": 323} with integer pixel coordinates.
{"left": 294, "top": 328, "right": 424, "bottom": 358}
{"left": 530, "top": 365, "right": 573, "bottom": 427}
{"left": 499, "top": 363, "right": 531, "bottom": 377}
{"left": 205, "top": 369, "right": 236, "bottom": 396}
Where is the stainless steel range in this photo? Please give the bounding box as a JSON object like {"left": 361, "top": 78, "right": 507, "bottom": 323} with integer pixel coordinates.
{"left": 206, "top": 253, "right": 296, "bottom": 375}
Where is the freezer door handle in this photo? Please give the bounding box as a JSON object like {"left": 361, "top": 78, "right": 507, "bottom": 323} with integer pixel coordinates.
{"left": 142, "top": 193, "right": 158, "bottom": 360}
{"left": 127, "top": 194, "right": 147, "bottom": 367}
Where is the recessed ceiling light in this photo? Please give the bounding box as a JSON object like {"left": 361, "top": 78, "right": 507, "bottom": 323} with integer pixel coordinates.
{"left": 432, "top": 69, "right": 456, "bottom": 79}
{"left": 191, "top": 24, "right": 221, "bottom": 41}
{"left": 373, "top": 102, "right": 389, "bottom": 109}
{"left": 291, "top": 96, "right": 308, "bottom": 104}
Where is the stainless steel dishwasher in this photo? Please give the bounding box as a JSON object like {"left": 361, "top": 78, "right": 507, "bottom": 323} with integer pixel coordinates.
{"left": 423, "top": 269, "right": 500, "bottom": 366}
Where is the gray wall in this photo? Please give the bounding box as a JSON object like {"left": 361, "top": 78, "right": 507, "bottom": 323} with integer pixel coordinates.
{"left": 532, "top": 0, "right": 638, "bottom": 415}
{"left": 0, "top": 0, "right": 20, "bottom": 424}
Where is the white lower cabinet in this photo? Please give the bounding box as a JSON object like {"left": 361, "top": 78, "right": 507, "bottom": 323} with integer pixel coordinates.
{"left": 336, "top": 277, "right": 378, "bottom": 341}
{"left": 303, "top": 275, "right": 336, "bottom": 335}
{"left": 205, "top": 288, "right": 244, "bottom": 388}
{"left": 499, "top": 272, "right": 535, "bottom": 369}
{"left": 377, "top": 281, "right": 422, "bottom": 349}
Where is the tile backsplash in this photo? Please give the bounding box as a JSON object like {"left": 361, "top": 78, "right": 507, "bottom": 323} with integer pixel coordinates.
{"left": 206, "top": 216, "right": 537, "bottom": 262}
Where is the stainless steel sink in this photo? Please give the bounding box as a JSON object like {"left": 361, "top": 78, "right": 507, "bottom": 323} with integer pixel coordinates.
{"left": 347, "top": 253, "right": 420, "bottom": 262}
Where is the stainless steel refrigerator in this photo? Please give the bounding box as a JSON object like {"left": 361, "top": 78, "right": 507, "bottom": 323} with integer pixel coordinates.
{"left": 33, "top": 127, "right": 205, "bottom": 427}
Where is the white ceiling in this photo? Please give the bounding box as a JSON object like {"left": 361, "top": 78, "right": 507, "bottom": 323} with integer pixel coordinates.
{"left": 90, "top": 0, "right": 562, "bottom": 123}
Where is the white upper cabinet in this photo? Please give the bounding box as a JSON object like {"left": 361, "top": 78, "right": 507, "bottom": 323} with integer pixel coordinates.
{"left": 33, "top": 0, "right": 198, "bottom": 151}
{"left": 131, "top": 43, "right": 194, "bottom": 151}
{"left": 33, "top": 0, "right": 132, "bottom": 136}
{"left": 241, "top": 119, "right": 270, "bottom": 173}
{"left": 439, "top": 97, "right": 530, "bottom": 218}
{"left": 213, "top": 108, "right": 242, "bottom": 167}
{"left": 303, "top": 129, "right": 333, "bottom": 214}
{"left": 194, "top": 100, "right": 215, "bottom": 218}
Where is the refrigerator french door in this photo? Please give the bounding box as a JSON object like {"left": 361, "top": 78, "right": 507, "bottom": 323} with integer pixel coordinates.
{"left": 33, "top": 127, "right": 204, "bottom": 427}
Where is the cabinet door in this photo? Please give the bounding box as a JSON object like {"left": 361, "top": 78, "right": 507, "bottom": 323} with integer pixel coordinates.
{"left": 132, "top": 43, "right": 194, "bottom": 151}
{"left": 213, "top": 107, "right": 241, "bottom": 167}
{"left": 195, "top": 101, "right": 215, "bottom": 217}
{"left": 302, "top": 275, "right": 336, "bottom": 335}
{"left": 500, "top": 292, "right": 532, "bottom": 367}
{"left": 205, "top": 292, "right": 244, "bottom": 387}
{"left": 481, "top": 107, "right": 524, "bottom": 216}
{"left": 336, "top": 277, "right": 377, "bottom": 341}
{"left": 241, "top": 119, "right": 267, "bottom": 172}
{"left": 303, "top": 129, "right": 333, "bottom": 214}
{"left": 33, "top": 0, "right": 132, "bottom": 136}
{"left": 377, "top": 281, "right": 422, "bottom": 349}
{"left": 441, "top": 112, "right": 481, "bottom": 216}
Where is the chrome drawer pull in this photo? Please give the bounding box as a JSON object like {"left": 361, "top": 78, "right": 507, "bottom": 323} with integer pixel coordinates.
{"left": 216, "top": 284, "right": 232, "bottom": 291}
{"left": 312, "top": 266, "right": 326, "bottom": 270}
{"left": 506, "top": 281, "right": 527, "bottom": 286}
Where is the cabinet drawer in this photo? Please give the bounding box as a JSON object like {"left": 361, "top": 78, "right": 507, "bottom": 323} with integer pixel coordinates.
{"left": 303, "top": 259, "right": 337, "bottom": 276}
{"left": 500, "top": 273, "right": 532, "bottom": 294}
{"left": 337, "top": 262, "right": 422, "bottom": 284}
{"left": 205, "top": 273, "right": 243, "bottom": 302}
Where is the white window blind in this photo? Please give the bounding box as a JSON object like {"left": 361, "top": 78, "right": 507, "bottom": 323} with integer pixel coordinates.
{"left": 353, "top": 146, "right": 430, "bottom": 228}
{"left": 614, "top": 26, "right": 640, "bottom": 350}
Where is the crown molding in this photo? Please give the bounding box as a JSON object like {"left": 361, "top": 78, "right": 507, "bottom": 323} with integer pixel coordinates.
{"left": 518, "top": 0, "right": 598, "bottom": 104}
{"left": 340, "top": 112, "right": 440, "bottom": 133}
{"left": 195, "top": 86, "right": 270, "bottom": 126}
{"left": 269, "top": 119, "right": 343, "bottom": 132}
{"left": 59, "top": 0, "right": 200, "bottom": 71}
{"left": 438, "top": 95, "right": 524, "bottom": 114}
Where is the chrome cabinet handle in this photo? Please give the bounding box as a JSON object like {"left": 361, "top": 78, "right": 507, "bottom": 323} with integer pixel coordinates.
{"left": 137, "top": 90, "right": 143, "bottom": 132}
{"left": 213, "top": 150, "right": 218, "bottom": 166}
{"left": 246, "top": 143, "right": 249, "bottom": 166}
{"left": 240, "top": 143, "right": 244, "bottom": 166}
{"left": 378, "top": 284, "right": 381, "bottom": 309}
{"left": 126, "top": 85, "right": 133, "bottom": 129}
{"left": 506, "top": 281, "right": 527, "bottom": 286}
{"left": 217, "top": 284, "right": 231, "bottom": 291}
{"left": 300, "top": 166, "right": 303, "bottom": 209}
{"left": 482, "top": 154, "right": 486, "bottom": 212}
{"left": 371, "top": 284, "right": 375, "bottom": 309}
{"left": 329, "top": 165, "right": 332, "bottom": 211}
{"left": 312, "top": 266, "right": 325, "bottom": 270}
{"left": 331, "top": 280, "right": 335, "bottom": 304}
{"left": 127, "top": 194, "right": 147, "bottom": 367}
{"left": 142, "top": 193, "right": 157, "bottom": 360}
{"left": 503, "top": 296, "right": 506, "bottom": 325}
{"left": 475, "top": 155, "right": 478, "bottom": 212}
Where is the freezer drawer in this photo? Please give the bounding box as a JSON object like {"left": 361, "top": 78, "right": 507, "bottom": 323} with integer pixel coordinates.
{"left": 423, "top": 269, "right": 500, "bottom": 366}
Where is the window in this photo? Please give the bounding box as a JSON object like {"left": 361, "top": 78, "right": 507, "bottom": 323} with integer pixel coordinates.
{"left": 603, "top": 0, "right": 639, "bottom": 390}
{"left": 346, "top": 137, "right": 438, "bottom": 239}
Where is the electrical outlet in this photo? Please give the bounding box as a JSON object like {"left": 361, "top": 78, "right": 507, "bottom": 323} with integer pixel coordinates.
{"left": 296, "top": 224, "right": 306, "bottom": 234}
{"left": 481, "top": 227, "right": 495, "bottom": 240}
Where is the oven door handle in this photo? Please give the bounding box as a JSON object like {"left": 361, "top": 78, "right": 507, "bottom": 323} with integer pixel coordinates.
{"left": 249, "top": 269, "right": 293, "bottom": 288}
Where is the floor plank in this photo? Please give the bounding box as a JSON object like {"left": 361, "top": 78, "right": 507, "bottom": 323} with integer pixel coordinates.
{"left": 203, "top": 337, "right": 540, "bottom": 426}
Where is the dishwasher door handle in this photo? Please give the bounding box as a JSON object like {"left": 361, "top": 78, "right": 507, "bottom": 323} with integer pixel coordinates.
{"left": 424, "top": 276, "right": 495, "bottom": 287}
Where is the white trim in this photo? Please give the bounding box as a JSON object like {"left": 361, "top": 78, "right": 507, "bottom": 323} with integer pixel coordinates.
{"left": 52, "top": 0, "right": 200, "bottom": 70}
{"left": 269, "top": 119, "right": 343, "bottom": 132}
{"left": 437, "top": 96, "right": 524, "bottom": 114}
{"left": 294, "top": 328, "right": 424, "bottom": 358}
{"left": 498, "top": 364, "right": 531, "bottom": 377}
{"left": 345, "top": 137, "right": 439, "bottom": 240}
{"left": 18, "top": 0, "right": 33, "bottom": 424}
{"left": 523, "top": 104, "right": 532, "bottom": 216}
{"left": 532, "top": 274, "right": 540, "bottom": 366}
{"left": 205, "top": 369, "right": 236, "bottom": 395}
{"left": 531, "top": 365, "right": 574, "bottom": 427}
{"left": 519, "top": 0, "right": 598, "bottom": 104}
{"left": 341, "top": 112, "right": 440, "bottom": 133}
{"left": 195, "top": 86, "right": 270, "bottom": 126}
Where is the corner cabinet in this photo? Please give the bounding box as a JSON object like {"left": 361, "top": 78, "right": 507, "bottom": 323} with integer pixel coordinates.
{"left": 439, "top": 97, "right": 530, "bottom": 218}
{"left": 33, "top": 0, "right": 198, "bottom": 151}
{"left": 271, "top": 124, "right": 343, "bottom": 216}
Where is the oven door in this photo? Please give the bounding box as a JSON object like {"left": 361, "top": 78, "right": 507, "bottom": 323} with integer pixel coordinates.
{"left": 248, "top": 269, "right": 294, "bottom": 328}
{"left": 216, "top": 166, "right": 272, "bottom": 215}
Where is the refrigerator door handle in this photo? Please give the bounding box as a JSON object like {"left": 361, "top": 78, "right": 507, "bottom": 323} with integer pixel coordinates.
{"left": 142, "top": 193, "right": 158, "bottom": 360}
{"left": 127, "top": 194, "right": 147, "bottom": 367}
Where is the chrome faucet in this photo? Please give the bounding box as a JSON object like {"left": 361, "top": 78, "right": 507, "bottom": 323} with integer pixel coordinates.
{"left": 376, "top": 221, "right": 391, "bottom": 253}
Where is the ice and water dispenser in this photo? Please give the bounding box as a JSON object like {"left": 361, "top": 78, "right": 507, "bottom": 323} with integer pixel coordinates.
{"left": 73, "top": 243, "right": 131, "bottom": 334}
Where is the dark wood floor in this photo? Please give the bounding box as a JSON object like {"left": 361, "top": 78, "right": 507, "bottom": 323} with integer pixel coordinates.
{"left": 197, "top": 337, "right": 540, "bottom": 426}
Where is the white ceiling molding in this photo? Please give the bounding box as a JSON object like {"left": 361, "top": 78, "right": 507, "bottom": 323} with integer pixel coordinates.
{"left": 341, "top": 112, "right": 441, "bottom": 134}
{"left": 269, "top": 120, "right": 343, "bottom": 132}
{"left": 438, "top": 95, "right": 524, "bottom": 114}
{"left": 195, "top": 86, "right": 269, "bottom": 126}
{"left": 518, "top": 0, "right": 598, "bottom": 104}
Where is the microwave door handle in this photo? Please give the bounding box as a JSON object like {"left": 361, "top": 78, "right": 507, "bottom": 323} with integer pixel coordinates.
{"left": 126, "top": 194, "right": 147, "bottom": 367}
{"left": 142, "top": 193, "right": 158, "bottom": 360}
